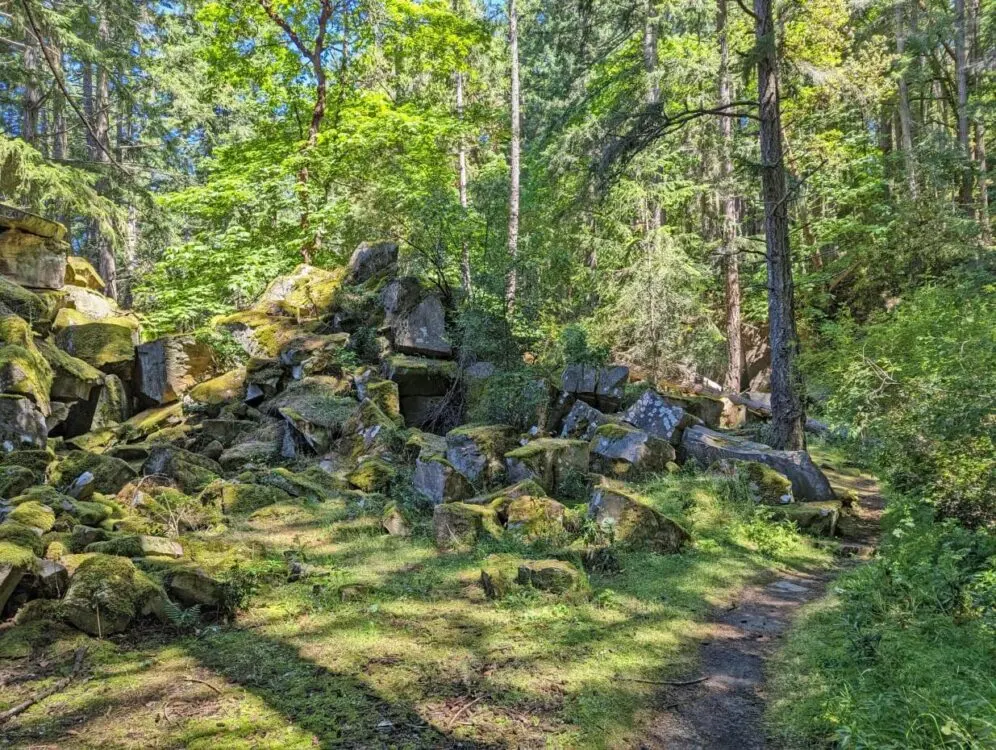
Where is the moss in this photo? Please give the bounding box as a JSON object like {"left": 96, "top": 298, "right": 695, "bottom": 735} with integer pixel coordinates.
{"left": 263, "top": 377, "right": 357, "bottom": 428}
{"left": 43, "top": 536, "right": 68, "bottom": 560}
{"left": 35, "top": 337, "right": 103, "bottom": 392}
{"left": 0, "top": 465, "right": 37, "bottom": 499}
{"left": 0, "top": 324, "right": 54, "bottom": 413}
{"left": 505, "top": 496, "right": 567, "bottom": 541}
{"left": 53, "top": 315, "right": 136, "bottom": 368}
{"left": 0, "top": 540, "right": 36, "bottom": 568}
{"left": 65, "top": 428, "right": 118, "bottom": 453}
{"left": 61, "top": 553, "right": 163, "bottom": 635}
{"left": 738, "top": 461, "right": 793, "bottom": 505}
{"left": 262, "top": 264, "right": 347, "bottom": 318}
{"left": 591, "top": 422, "right": 636, "bottom": 440}
{"left": 141, "top": 445, "right": 221, "bottom": 494}
{"left": 479, "top": 554, "right": 524, "bottom": 599}
{"left": 0, "top": 521, "right": 44, "bottom": 556}
{"left": 69, "top": 525, "right": 110, "bottom": 552}
{"left": 254, "top": 467, "right": 344, "bottom": 501}
{"left": 506, "top": 437, "right": 586, "bottom": 460}
{"left": 385, "top": 353, "right": 459, "bottom": 380}
{"left": 203, "top": 481, "right": 295, "bottom": 515}
{"left": 363, "top": 379, "right": 401, "bottom": 423}
{"left": 185, "top": 367, "right": 247, "bottom": 410}
{"left": 9, "top": 500, "right": 56, "bottom": 531}
{"left": 65, "top": 256, "right": 105, "bottom": 290}
{"left": 0, "top": 276, "right": 49, "bottom": 323}
{"left": 432, "top": 501, "right": 503, "bottom": 550}
{"left": 0, "top": 447, "right": 55, "bottom": 475}
{"left": 49, "top": 451, "right": 137, "bottom": 495}
{"left": 516, "top": 559, "right": 588, "bottom": 594}
{"left": 86, "top": 534, "right": 145, "bottom": 557}
{"left": 346, "top": 458, "right": 396, "bottom": 493}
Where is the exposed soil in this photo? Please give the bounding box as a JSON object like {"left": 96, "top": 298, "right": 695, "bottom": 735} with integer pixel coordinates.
{"left": 638, "top": 465, "right": 885, "bottom": 750}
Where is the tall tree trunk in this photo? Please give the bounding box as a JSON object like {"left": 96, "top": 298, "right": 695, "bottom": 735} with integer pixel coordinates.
{"left": 955, "top": 0, "right": 973, "bottom": 211}
{"left": 976, "top": 121, "right": 990, "bottom": 243}
{"left": 754, "top": 0, "right": 806, "bottom": 450}
{"left": 895, "top": 0, "right": 917, "bottom": 196}
{"left": 22, "top": 29, "right": 40, "bottom": 145}
{"left": 95, "top": 11, "right": 118, "bottom": 301}
{"left": 505, "top": 0, "right": 520, "bottom": 310}
{"left": 456, "top": 68, "right": 471, "bottom": 294}
{"left": 718, "top": 0, "right": 742, "bottom": 392}
{"left": 643, "top": 0, "right": 662, "bottom": 250}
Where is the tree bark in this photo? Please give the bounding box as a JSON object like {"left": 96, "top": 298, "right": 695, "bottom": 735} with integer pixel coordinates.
{"left": 718, "top": 0, "right": 742, "bottom": 392}
{"left": 21, "top": 26, "right": 40, "bottom": 145}
{"left": 505, "top": 0, "right": 520, "bottom": 310}
{"left": 643, "top": 0, "right": 662, "bottom": 250}
{"left": 895, "top": 0, "right": 917, "bottom": 196}
{"left": 754, "top": 0, "right": 805, "bottom": 450}
{"left": 955, "top": 0, "right": 973, "bottom": 211}
{"left": 456, "top": 67, "right": 471, "bottom": 294}
{"left": 95, "top": 10, "right": 118, "bottom": 301}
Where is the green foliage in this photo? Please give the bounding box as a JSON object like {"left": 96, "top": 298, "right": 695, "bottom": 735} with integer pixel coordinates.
{"left": 467, "top": 368, "right": 547, "bottom": 431}
{"left": 769, "top": 505, "right": 996, "bottom": 749}
{"left": 803, "top": 264, "right": 996, "bottom": 527}
{"left": 162, "top": 599, "right": 203, "bottom": 634}
{"left": 559, "top": 324, "right": 608, "bottom": 367}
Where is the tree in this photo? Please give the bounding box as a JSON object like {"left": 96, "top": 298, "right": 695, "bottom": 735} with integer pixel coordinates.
{"left": 754, "top": 0, "right": 805, "bottom": 449}
{"left": 506, "top": 0, "right": 520, "bottom": 310}
{"left": 717, "top": 0, "right": 741, "bottom": 392}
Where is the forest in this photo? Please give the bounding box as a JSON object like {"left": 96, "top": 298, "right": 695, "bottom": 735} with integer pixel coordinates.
{"left": 0, "top": 0, "right": 993, "bottom": 747}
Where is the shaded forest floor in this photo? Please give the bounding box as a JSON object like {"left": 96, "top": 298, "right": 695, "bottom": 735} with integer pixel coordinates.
{"left": 0, "top": 446, "right": 879, "bottom": 749}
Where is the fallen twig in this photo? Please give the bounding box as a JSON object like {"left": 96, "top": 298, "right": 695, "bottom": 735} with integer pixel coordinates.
{"left": 183, "top": 677, "right": 223, "bottom": 695}
{"left": 0, "top": 647, "right": 88, "bottom": 725}
{"left": 446, "top": 695, "right": 483, "bottom": 728}
{"left": 616, "top": 675, "right": 708, "bottom": 686}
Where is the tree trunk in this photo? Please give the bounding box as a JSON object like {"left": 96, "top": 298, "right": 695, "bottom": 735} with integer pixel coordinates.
{"left": 456, "top": 68, "right": 471, "bottom": 294}
{"left": 505, "top": 0, "right": 520, "bottom": 310}
{"left": 95, "top": 11, "right": 118, "bottom": 301}
{"left": 718, "top": 0, "right": 742, "bottom": 392}
{"left": 895, "top": 0, "right": 917, "bottom": 196}
{"left": 643, "top": 0, "right": 662, "bottom": 250}
{"left": 22, "top": 29, "right": 40, "bottom": 145}
{"left": 955, "top": 0, "right": 973, "bottom": 211}
{"left": 754, "top": 0, "right": 806, "bottom": 450}
{"left": 976, "top": 121, "right": 990, "bottom": 244}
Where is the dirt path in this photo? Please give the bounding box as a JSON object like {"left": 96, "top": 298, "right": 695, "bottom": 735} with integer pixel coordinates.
{"left": 639, "top": 466, "right": 884, "bottom": 750}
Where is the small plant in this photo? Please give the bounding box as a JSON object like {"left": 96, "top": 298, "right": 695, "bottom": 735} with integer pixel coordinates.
{"left": 163, "top": 599, "right": 202, "bottom": 634}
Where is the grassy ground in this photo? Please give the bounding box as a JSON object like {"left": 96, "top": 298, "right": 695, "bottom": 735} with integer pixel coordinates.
{"left": 0, "top": 469, "right": 830, "bottom": 749}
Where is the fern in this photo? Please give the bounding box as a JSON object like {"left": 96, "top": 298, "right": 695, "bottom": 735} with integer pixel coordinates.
{"left": 162, "top": 599, "right": 202, "bottom": 633}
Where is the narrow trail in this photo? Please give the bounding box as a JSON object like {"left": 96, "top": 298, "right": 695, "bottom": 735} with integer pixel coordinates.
{"left": 639, "top": 466, "right": 885, "bottom": 750}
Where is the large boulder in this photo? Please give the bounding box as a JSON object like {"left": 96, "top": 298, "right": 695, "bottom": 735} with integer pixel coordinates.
{"left": 432, "top": 501, "right": 502, "bottom": 550}
{"left": 503, "top": 495, "right": 566, "bottom": 541}
{"left": 213, "top": 309, "right": 311, "bottom": 358}
{"left": 0, "top": 276, "right": 50, "bottom": 323}
{"left": 55, "top": 285, "right": 130, "bottom": 322}
{"left": 380, "top": 280, "right": 452, "bottom": 358}
{"left": 771, "top": 500, "right": 842, "bottom": 536}
{"left": 64, "top": 256, "right": 105, "bottom": 291}
{"left": 561, "top": 364, "right": 629, "bottom": 411}
{"left": 61, "top": 553, "right": 164, "bottom": 635}
{"left": 505, "top": 438, "right": 589, "bottom": 498}
{"left": 445, "top": 424, "right": 518, "bottom": 485}
{"left": 622, "top": 390, "right": 693, "bottom": 445}
{"left": 36, "top": 337, "right": 103, "bottom": 401}
{"left": 50, "top": 451, "right": 136, "bottom": 495}
{"left": 261, "top": 376, "right": 356, "bottom": 453}
{"left": 383, "top": 354, "right": 458, "bottom": 428}
{"left": 0, "top": 217, "right": 67, "bottom": 290}
{"left": 54, "top": 312, "right": 136, "bottom": 375}
{"left": 141, "top": 445, "right": 221, "bottom": 494}
{"left": 0, "top": 313, "right": 53, "bottom": 415}
{"left": 559, "top": 400, "right": 610, "bottom": 440}
{"left": 86, "top": 533, "right": 184, "bottom": 559}
{"left": 167, "top": 568, "right": 227, "bottom": 608}
{"left": 257, "top": 263, "right": 345, "bottom": 318}
{"left": 0, "top": 395, "right": 47, "bottom": 448}
{"left": 182, "top": 367, "right": 247, "bottom": 416}
{"left": 347, "top": 240, "right": 398, "bottom": 283}
{"left": 588, "top": 479, "right": 690, "bottom": 553}
{"left": 589, "top": 422, "right": 675, "bottom": 478}
{"left": 414, "top": 454, "right": 473, "bottom": 505}
{"left": 680, "top": 425, "right": 834, "bottom": 501}
{"left": 516, "top": 560, "right": 586, "bottom": 594}
{"left": 134, "top": 336, "right": 219, "bottom": 408}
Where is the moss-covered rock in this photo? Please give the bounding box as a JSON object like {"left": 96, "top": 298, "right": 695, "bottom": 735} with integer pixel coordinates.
{"left": 9, "top": 500, "right": 55, "bottom": 532}
{"left": 360, "top": 379, "right": 402, "bottom": 424}
{"left": 516, "top": 560, "right": 587, "bottom": 594}
{"left": 61, "top": 553, "right": 164, "bottom": 635}
{"left": 589, "top": 422, "right": 675, "bottom": 478}
{"left": 771, "top": 500, "right": 842, "bottom": 537}
{"left": 213, "top": 309, "right": 316, "bottom": 358}
{"left": 381, "top": 503, "right": 410, "bottom": 537}
{"left": 53, "top": 313, "right": 136, "bottom": 373}
{"left": 465, "top": 479, "right": 548, "bottom": 506}
{"left": 182, "top": 367, "right": 247, "bottom": 416}
{"left": 445, "top": 424, "right": 518, "bottom": 486}
{"left": 737, "top": 460, "right": 794, "bottom": 505}
{"left": 0, "top": 314, "right": 54, "bottom": 415}
{"left": 262, "top": 376, "right": 357, "bottom": 453}
{"left": 0, "top": 521, "right": 45, "bottom": 556}
{"left": 49, "top": 451, "right": 137, "bottom": 495}
{"left": 0, "top": 394, "right": 47, "bottom": 448}
{"left": 383, "top": 354, "right": 458, "bottom": 399}
{"left": 0, "top": 276, "right": 49, "bottom": 323}
{"left": 338, "top": 398, "right": 399, "bottom": 459}
{"left": 504, "top": 495, "right": 567, "bottom": 542}
{"left": 0, "top": 464, "right": 36, "bottom": 499}
{"left": 479, "top": 554, "right": 524, "bottom": 599}
{"left": 0, "top": 447, "right": 55, "bottom": 476}
{"left": 432, "top": 502, "right": 503, "bottom": 550}
{"left": 120, "top": 403, "right": 184, "bottom": 442}
{"left": 218, "top": 439, "right": 280, "bottom": 471}
{"left": 64, "top": 256, "right": 105, "bottom": 291}
{"left": 89, "top": 373, "right": 130, "bottom": 430}
{"left": 141, "top": 445, "right": 221, "bottom": 494}
{"left": 201, "top": 480, "right": 295, "bottom": 515}
{"left": 505, "top": 438, "right": 590, "bottom": 499}
{"left": 345, "top": 457, "right": 397, "bottom": 493}
{"left": 256, "top": 466, "right": 345, "bottom": 501}
{"left": 166, "top": 567, "right": 227, "bottom": 608}
{"left": 68, "top": 525, "right": 110, "bottom": 552}
{"left": 86, "top": 533, "right": 183, "bottom": 559}
{"left": 257, "top": 263, "right": 347, "bottom": 318}
{"left": 414, "top": 454, "right": 473, "bottom": 505}
{"left": 588, "top": 478, "right": 691, "bottom": 554}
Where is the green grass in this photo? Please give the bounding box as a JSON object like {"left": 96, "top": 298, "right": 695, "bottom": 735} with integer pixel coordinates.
{"left": 767, "top": 494, "right": 996, "bottom": 749}
{"left": 0, "top": 469, "right": 829, "bottom": 748}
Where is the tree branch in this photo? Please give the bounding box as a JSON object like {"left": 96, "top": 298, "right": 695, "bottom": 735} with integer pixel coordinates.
{"left": 256, "top": 0, "right": 313, "bottom": 60}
